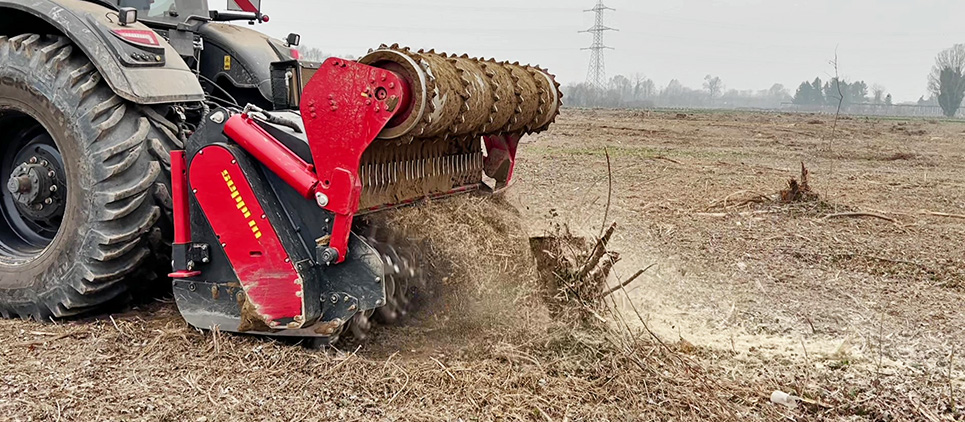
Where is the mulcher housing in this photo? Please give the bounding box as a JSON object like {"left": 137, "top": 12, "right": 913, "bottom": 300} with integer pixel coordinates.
{"left": 0, "top": 0, "right": 560, "bottom": 340}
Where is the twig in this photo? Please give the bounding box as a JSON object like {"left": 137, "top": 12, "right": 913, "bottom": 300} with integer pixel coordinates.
{"left": 602, "top": 264, "right": 655, "bottom": 298}
{"left": 922, "top": 211, "right": 965, "bottom": 220}
{"left": 696, "top": 212, "right": 728, "bottom": 218}
{"left": 15, "top": 332, "right": 87, "bottom": 347}
{"left": 908, "top": 394, "right": 942, "bottom": 422}
{"left": 950, "top": 346, "right": 957, "bottom": 411}
{"left": 109, "top": 315, "right": 127, "bottom": 337}
{"left": 577, "top": 223, "right": 617, "bottom": 280}
{"left": 387, "top": 363, "right": 409, "bottom": 404}
{"left": 430, "top": 357, "right": 457, "bottom": 381}
{"left": 828, "top": 47, "right": 843, "bottom": 175}
{"left": 600, "top": 146, "right": 613, "bottom": 238}
{"left": 653, "top": 155, "right": 682, "bottom": 165}
{"left": 320, "top": 345, "right": 361, "bottom": 378}
{"left": 823, "top": 212, "right": 896, "bottom": 223}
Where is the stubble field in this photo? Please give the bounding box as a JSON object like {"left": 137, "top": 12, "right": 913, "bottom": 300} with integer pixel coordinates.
{"left": 1, "top": 108, "right": 963, "bottom": 421}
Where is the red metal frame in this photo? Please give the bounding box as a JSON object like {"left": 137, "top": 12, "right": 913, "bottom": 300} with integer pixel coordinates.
{"left": 483, "top": 134, "right": 521, "bottom": 188}
{"left": 223, "top": 114, "right": 319, "bottom": 198}
{"left": 299, "top": 58, "right": 407, "bottom": 262}
{"left": 171, "top": 151, "right": 191, "bottom": 243}
{"left": 190, "top": 145, "right": 305, "bottom": 327}
{"left": 169, "top": 150, "right": 201, "bottom": 278}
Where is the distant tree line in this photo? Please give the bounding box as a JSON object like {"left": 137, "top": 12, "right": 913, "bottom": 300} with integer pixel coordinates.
{"left": 791, "top": 77, "right": 890, "bottom": 108}
{"left": 563, "top": 74, "right": 791, "bottom": 109}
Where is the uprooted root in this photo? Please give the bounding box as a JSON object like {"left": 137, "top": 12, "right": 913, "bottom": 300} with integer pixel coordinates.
{"left": 709, "top": 162, "right": 821, "bottom": 210}
{"left": 529, "top": 223, "right": 621, "bottom": 323}
{"left": 780, "top": 162, "right": 819, "bottom": 203}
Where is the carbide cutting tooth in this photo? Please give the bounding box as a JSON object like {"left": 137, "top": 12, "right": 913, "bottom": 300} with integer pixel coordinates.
{"left": 461, "top": 53, "right": 469, "bottom": 59}
{"left": 389, "top": 43, "right": 399, "bottom": 49}
{"left": 380, "top": 43, "right": 389, "bottom": 49}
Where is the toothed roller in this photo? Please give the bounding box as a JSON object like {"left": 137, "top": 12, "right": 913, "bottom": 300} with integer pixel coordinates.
{"left": 353, "top": 45, "right": 560, "bottom": 213}
{"left": 359, "top": 46, "right": 561, "bottom": 141}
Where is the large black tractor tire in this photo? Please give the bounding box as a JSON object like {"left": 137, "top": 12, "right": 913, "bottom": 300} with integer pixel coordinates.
{"left": 0, "top": 34, "right": 178, "bottom": 319}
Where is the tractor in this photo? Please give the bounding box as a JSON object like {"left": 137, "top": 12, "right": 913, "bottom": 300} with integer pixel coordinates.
{"left": 0, "top": 0, "right": 560, "bottom": 342}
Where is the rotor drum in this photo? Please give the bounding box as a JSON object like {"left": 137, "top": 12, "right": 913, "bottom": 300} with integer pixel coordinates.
{"left": 359, "top": 45, "right": 561, "bottom": 142}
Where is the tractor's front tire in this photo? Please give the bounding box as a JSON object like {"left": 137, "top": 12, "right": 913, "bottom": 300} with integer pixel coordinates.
{"left": 0, "top": 34, "right": 177, "bottom": 319}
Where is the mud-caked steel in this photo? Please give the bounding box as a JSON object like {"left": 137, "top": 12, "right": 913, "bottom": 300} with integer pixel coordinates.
{"left": 298, "top": 58, "right": 407, "bottom": 262}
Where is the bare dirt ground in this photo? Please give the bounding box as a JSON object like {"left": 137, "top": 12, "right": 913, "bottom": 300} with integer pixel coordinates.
{"left": 1, "top": 109, "right": 964, "bottom": 421}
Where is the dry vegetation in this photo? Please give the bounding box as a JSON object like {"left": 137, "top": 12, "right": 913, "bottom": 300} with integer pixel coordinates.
{"left": 1, "top": 109, "right": 964, "bottom": 421}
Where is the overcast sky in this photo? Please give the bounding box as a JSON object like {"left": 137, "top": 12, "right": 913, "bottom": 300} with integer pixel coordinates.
{"left": 230, "top": 0, "right": 963, "bottom": 103}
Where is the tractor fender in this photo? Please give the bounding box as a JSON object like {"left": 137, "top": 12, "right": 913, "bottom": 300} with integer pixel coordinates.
{"left": 0, "top": 0, "right": 204, "bottom": 105}
{"left": 196, "top": 22, "right": 294, "bottom": 104}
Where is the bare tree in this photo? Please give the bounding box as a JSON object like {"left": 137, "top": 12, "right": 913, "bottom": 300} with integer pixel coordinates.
{"left": 928, "top": 44, "right": 965, "bottom": 117}
{"left": 296, "top": 46, "right": 328, "bottom": 62}
{"left": 703, "top": 75, "right": 724, "bottom": 99}
{"left": 871, "top": 84, "right": 886, "bottom": 104}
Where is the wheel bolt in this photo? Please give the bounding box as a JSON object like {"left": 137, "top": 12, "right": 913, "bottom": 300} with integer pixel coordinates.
{"left": 29, "top": 157, "right": 37, "bottom": 164}
{"left": 47, "top": 171, "right": 55, "bottom": 178}
{"left": 44, "top": 198, "right": 52, "bottom": 205}
{"left": 49, "top": 185, "right": 57, "bottom": 192}
{"left": 40, "top": 160, "right": 48, "bottom": 166}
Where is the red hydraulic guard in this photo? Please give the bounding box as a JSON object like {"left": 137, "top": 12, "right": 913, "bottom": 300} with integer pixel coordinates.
{"left": 169, "top": 150, "right": 200, "bottom": 278}
{"left": 190, "top": 145, "right": 305, "bottom": 328}
{"left": 171, "top": 150, "right": 191, "bottom": 244}
{"left": 223, "top": 114, "right": 319, "bottom": 198}
{"left": 300, "top": 58, "right": 407, "bottom": 262}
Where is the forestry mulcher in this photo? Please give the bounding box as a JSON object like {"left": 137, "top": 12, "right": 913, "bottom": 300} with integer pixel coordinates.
{"left": 0, "top": 0, "right": 560, "bottom": 341}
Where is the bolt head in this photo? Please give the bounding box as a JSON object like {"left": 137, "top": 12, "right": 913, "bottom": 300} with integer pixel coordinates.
{"left": 209, "top": 111, "right": 226, "bottom": 124}
{"left": 49, "top": 185, "right": 57, "bottom": 192}
{"left": 315, "top": 192, "right": 329, "bottom": 207}
{"left": 44, "top": 198, "right": 52, "bottom": 205}
{"left": 6, "top": 178, "right": 20, "bottom": 194}
{"left": 29, "top": 157, "right": 37, "bottom": 164}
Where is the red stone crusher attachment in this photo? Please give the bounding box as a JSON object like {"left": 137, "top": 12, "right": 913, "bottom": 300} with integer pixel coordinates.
{"left": 168, "top": 45, "right": 561, "bottom": 341}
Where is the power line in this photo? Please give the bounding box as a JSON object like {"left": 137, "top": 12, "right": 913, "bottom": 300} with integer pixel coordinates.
{"left": 580, "top": 0, "right": 617, "bottom": 89}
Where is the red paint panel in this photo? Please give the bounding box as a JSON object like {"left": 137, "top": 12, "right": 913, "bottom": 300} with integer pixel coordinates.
{"left": 299, "top": 58, "right": 406, "bottom": 261}
{"left": 190, "top": 145, "right": 304, "bottom": 327}
{"left": 171, "top": 150, "right": 191, "bottom": 244}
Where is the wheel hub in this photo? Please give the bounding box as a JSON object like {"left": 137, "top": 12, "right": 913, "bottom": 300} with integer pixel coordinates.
{"left": 7, "top": 155, "right": 64, "bottom": 220}
{"left": 0, "top": 112, "right": 68, "bottom": 258}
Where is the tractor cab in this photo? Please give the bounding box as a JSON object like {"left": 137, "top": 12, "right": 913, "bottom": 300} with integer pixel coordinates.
{"left": 113, "top": 0, "right": 266, "bottom": 25}
{"left": 115, "top": 0, "right": 209, "bottom": 24}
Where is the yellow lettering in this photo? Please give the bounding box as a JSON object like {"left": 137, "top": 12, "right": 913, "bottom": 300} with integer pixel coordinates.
{"left": 223, "top": 168, "right": 265, "bottom": 242}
